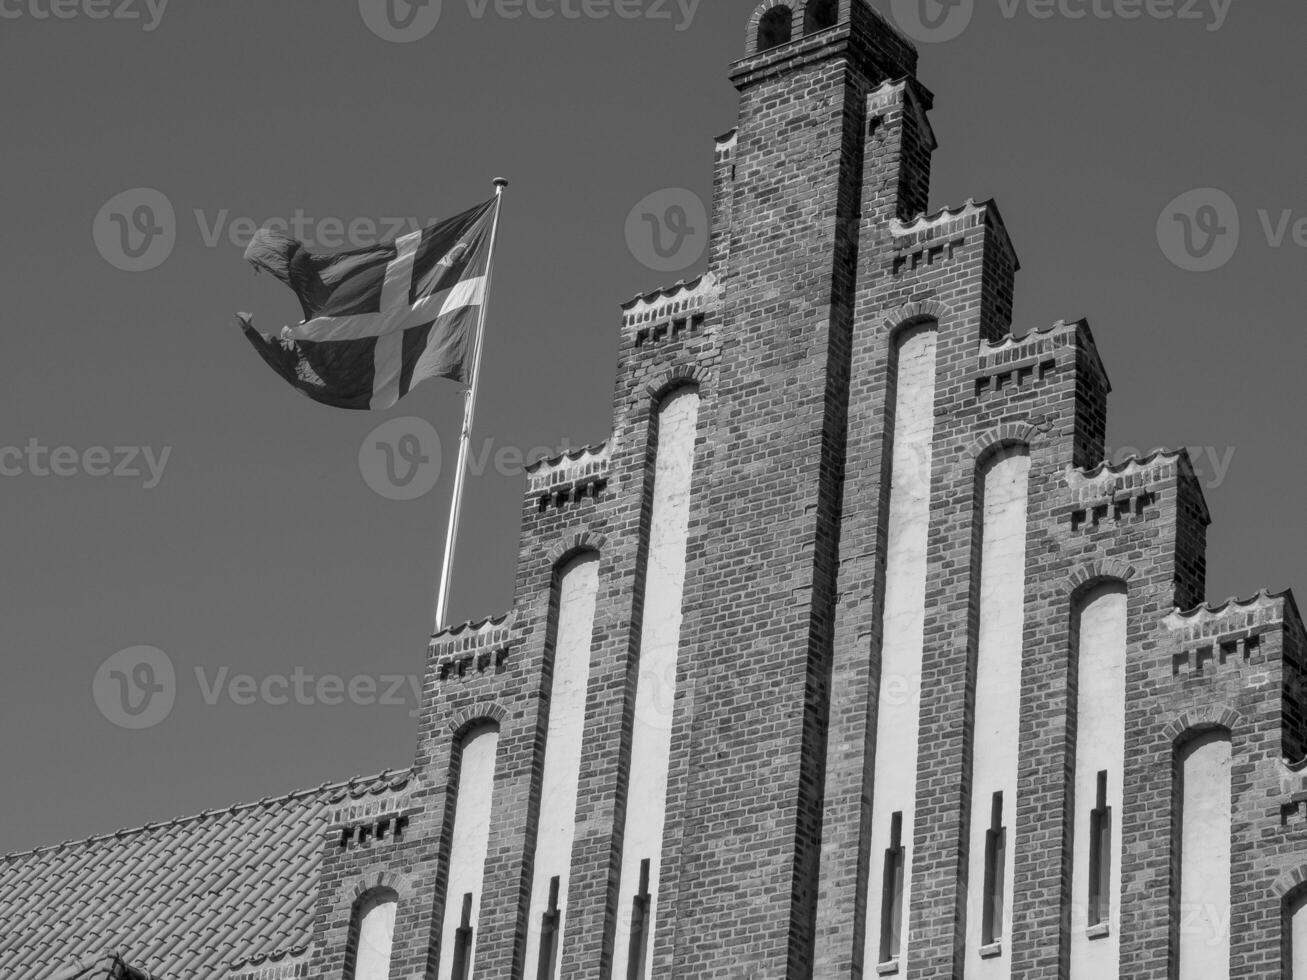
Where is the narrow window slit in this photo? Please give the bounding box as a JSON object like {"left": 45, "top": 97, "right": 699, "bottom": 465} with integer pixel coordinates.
{"left": 451, "top": 892, "right": 475, "bottom": 980}
{"left": 627, "top": 859, "right": 653, "bottom": 980}
{"left": 982, "top": 793, "right": 1006, "bottom": 947}
{"left": 536, "top": 876, "right": 562, "bottom": 980}
{"left": 1088, "top": 770, "right": 1112, "bottom": 929}
{"left": 879, "top": 812, "right": 905, "bottom": 965}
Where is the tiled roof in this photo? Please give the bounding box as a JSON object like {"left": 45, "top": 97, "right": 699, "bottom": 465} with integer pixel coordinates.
{"left": 1, "top": 770, "right": 411, "bottom": 980}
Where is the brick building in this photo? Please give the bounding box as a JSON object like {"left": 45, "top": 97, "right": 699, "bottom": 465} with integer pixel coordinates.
{"left": 6, "top": 2, "right": 1307, "bottom": 979}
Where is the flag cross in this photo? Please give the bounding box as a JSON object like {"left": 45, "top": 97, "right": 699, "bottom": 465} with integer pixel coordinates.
{"left": 281, "top": 229, "right": 487, "bottom": 410}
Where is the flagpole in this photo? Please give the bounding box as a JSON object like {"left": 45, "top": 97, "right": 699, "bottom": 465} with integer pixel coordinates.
{"left": 434, "top": 178, "right": 508, "bottom": 632}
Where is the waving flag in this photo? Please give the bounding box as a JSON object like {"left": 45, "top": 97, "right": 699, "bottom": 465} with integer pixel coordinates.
{"left": 238, "top": 198, "right": 497, "bottom": 410}
{"left": 235, "top": 180, "right": 509, "bottom": 631}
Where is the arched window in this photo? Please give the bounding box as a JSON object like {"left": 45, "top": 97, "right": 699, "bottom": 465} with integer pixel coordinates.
{"left": 348, "top": 888, "right": 398, "bottom": 980}
{"left": 757, "top": 6, "right": 793, "bottom": 51}
{"left": 965, "top": 443, "right": 1031, "bottom": 961}
{"left": 523, "top": 551, "right": 601, "bottom": 980}
{"left": 609, "top": 384, "right": 700, "bottom": 980}
{"left": 862, "top": 320, "right": 938, "bottom": 974}
{"left": 1175, "top": 728, "right": 1232, "bottom": 979}
{"left": 1069, "top": 581, "right": 1127, "bottom": 979}
{"left": 440, "top": 722, "right": 501, "bottom": 980}
{"left": 804, "top": 0, "right": 838, "bottom": 33}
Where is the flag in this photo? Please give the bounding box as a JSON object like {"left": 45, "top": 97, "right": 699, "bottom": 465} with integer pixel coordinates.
{"left": 238, "top": 198, "right": 497, "bottom": 410}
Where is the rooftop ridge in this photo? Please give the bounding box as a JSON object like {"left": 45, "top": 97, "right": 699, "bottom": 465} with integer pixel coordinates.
{"left": 527, "top": 441, "right": 612, "bottom": 500}
{"left": 1065, "top": 448, "right": 1212, "bottom": 525}
{"left": 890, "top": 197, "right": 1020, "bottom": 272}
{"left": 525, "top": 439, "right": 610, "bottom": 474}
{"left": 1165, "top": 589, "right": 1296, "bottom": 646}
{"left": 891, "top": 198, "right": 984, "bottom": 235}
{"left": 622, "top": 271, "right": 719, "bottom": 313}
{"left": 228, "top": 944, "right": 312, "bottom": 973}
{"left": 431, "top": 611, "right": 515, "bottom": 643}
{"left": 2, "top": 768, "right": 411, "bottom": 864}
{"left": 1069, "top": 447, "right": 1188, "bottom": 484}
{"left": 981, "top": 317, "right": 1082, "bottom": 352}
{"left": 978, "top": 317, "right": 1112, "bottom": 393}
{"left": 1170, "top": 589, "right": 1294, "bottom": 622}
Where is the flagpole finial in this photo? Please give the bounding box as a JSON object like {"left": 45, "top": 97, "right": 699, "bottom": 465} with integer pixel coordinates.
{"left": 493, "top": 177, "right": 509, "bottom": 189}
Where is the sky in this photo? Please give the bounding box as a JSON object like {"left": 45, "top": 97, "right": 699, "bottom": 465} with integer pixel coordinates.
{"left": 1, "top": 0, "right": 1304, "bottom": 854}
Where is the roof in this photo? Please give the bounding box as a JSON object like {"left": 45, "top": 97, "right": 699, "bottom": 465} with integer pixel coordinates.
{"left": 1, "top": 770, "right": 411, "bottom": 980}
